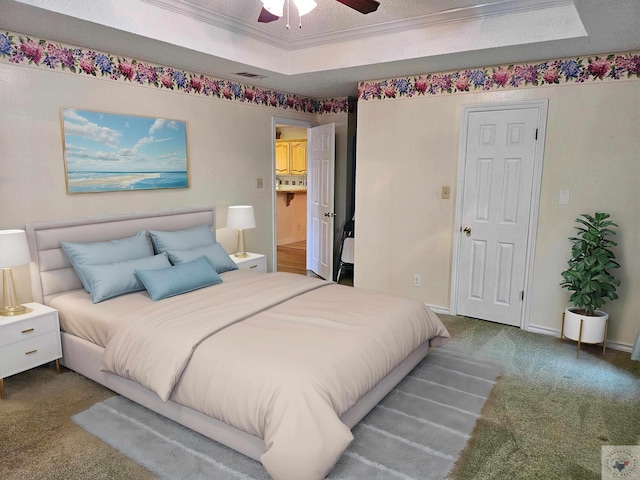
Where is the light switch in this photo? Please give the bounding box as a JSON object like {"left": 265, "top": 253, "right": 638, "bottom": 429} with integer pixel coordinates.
{"left": 441, "top": 186, "right": 451, "bottom": 199}
{"left": 256, "top": 177, "right": 264, "bottom": 189}
{"left": 559, "top": 189, "right": 570, "bottom": 205}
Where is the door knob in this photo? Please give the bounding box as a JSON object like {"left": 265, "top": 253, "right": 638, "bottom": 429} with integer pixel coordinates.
{"left": 463, "top": 226, "right": 472, "bottom": 235}
{"left": 324, "top": 212, "right": 336, "bottom": 218}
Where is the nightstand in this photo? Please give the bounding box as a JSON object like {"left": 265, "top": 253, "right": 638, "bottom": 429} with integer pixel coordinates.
{"left": 230, "top": 252, "right": 267, "bottom": 273}
{"left": 0, "top": 302, "right": 62, "bottom": 399}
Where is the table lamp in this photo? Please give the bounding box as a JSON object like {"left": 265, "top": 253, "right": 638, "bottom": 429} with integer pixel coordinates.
{"left": 0, "top": 229, "right": 32, "bottom": 316}
{"left": 227, "top": 206, "right": 256, "bottom": 258}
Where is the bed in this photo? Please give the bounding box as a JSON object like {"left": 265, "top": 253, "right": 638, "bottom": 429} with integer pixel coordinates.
{"left": 26, "top": 207, "right": 450, "bottom": 480}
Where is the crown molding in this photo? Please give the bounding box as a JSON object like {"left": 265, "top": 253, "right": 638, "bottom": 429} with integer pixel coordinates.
{"left": 139, "top": 0, "right": 577, "bottom": 51}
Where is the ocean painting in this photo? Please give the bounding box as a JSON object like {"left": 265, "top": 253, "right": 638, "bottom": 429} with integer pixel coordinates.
{"left": 61, "top": 109, "right": 188, "bottom": 193}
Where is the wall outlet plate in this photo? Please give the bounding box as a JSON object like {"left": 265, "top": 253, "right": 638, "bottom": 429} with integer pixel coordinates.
{"left": 559, "top": 189, "right": 570, "bottom": 205}
{"left": 256, "top": 177, "right": 264, "bottom": 188}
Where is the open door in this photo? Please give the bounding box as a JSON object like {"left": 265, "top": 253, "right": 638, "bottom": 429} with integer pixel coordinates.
{"left": 306, "top": 123, "right": 335, "bottom": 279}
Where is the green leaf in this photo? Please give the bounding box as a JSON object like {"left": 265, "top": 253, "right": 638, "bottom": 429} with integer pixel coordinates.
{"left": 561, "top": 212, "right": 620, "bottom": 312}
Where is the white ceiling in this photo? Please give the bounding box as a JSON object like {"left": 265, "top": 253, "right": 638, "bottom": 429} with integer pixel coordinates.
{"left": 2, "top": 0, "right": 639, "bottom": 98}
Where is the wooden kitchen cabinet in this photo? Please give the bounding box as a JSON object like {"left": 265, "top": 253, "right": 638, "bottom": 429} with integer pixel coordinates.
{"left": 275, "top": 140, "right": 290, "bottom": 174}
{"left": 276, "top": 139, "right": 306, "bottom": 175}
{"left": 289, "top": 140, "right": 307, "bottom": 175}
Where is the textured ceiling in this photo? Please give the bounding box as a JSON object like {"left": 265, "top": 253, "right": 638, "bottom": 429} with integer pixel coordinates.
{"left": 2, "top": 0, "right": 639, "bottom": 98}
{"left": 176, "top": 0, "right": 499, "bottom": 43}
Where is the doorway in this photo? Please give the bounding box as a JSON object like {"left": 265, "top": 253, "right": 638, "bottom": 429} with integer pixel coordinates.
{"left": 272, "top": 118, "right": 315, "bottom": 275}
{"left": 451, "top": 100, "right": 548, "bottom": 328}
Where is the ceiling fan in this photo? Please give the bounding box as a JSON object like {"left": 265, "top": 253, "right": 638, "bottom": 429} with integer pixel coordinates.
{"left": 258, "top": 0, "right": 380, "bottom": 24}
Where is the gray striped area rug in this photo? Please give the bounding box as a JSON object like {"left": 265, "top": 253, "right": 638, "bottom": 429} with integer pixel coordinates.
{"left": 73, "top": 347, "right": 501, "bottom": 480}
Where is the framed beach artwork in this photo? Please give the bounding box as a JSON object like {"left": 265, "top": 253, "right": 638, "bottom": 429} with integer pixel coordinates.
{"left": 61, "top": 108, "right": 189, "bottom": 193}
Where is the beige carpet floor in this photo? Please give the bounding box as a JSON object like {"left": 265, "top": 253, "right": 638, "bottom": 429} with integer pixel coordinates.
{"left": 1, "top": 315, "right": 638, "bottom": 479}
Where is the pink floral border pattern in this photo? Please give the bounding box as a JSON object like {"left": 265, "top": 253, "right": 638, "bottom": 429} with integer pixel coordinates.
{"left": 358, "top": 53, "right": 640, "bottom": 101}
{"left": 0, "top": 31, "right": 351, "bottom": 114}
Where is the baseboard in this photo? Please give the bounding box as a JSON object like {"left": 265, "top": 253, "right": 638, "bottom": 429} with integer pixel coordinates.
{"left": 526, "top": 324, "right": 633, "bottom": 353}
{"left": 427, "top": 304, "right": 450, "bottom": 315}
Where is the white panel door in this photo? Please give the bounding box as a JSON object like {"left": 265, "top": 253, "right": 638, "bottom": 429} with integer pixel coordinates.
{"left": 306, "top": 123, "right": 335, "bottom": 279}
{"left": 457, "top": 108, "right": 540, "bottom": 326}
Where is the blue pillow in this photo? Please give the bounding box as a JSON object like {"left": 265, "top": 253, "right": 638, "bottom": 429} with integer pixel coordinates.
{"left": 61, "top": 232, "right": 153, "bottom": 292}
{"left": 78, "top": 253, "right": 171, "bottom": 303}
{"left": 166, "top": 243, "right": 238, "bottom": 274}
{"left": 135, "top": 256, "right": 223, "bottom": 301}
{"left": 148, "top": 224, "right": 215, "bottom": 253}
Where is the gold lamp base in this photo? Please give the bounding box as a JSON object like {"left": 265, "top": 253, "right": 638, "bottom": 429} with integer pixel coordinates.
{"left": 233, "top": 229, "right": 248, "bottom": 258}
{"left": 1, "top": 267, "right": 32, "bottom": 316}
{"left": 0, "top": 305, "right": 32, "bottom": 316}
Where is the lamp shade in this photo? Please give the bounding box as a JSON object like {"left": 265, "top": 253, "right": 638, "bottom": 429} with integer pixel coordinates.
{"left": 0, "top": 230, "right": 31, "bottom": 268}
{"left": 262, "top": 0, "right": 284, "bottom": 16}
{"left": 227, "top": 206, "right": 256, "bottom": 230}
{"left": 294, "top": 0, "right": 317, "bottom": 16}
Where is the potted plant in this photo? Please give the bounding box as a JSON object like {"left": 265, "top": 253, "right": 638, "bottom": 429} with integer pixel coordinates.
{"left": 560, "top": 212, "right": 620, "bottom": 349}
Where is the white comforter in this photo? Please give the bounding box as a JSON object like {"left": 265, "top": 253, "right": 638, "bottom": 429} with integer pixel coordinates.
{"left": 101, "top": 272, "right": 450, "bottom": 480}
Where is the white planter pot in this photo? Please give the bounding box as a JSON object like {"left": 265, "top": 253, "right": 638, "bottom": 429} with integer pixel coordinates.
{"left": 562, "top": 307, "right": 608, "bottom": 344}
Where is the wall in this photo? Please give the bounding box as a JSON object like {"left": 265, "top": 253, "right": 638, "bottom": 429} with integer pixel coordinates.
{"left": 355, "top": 77, "right": 639, "bottom": 347}
{"left": 277, "top": 127, "right": 307, "bottom": 140}
{"left": 0, "top": 59, "right": 320, "bottom": 303}
{"left": 276, "top": 192, "right": 307, "bottom": 245}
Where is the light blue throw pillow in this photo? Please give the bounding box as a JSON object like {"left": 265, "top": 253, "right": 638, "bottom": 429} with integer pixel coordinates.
{"left": 148, "top": 224, "right": 215, "bottom": 253}
{"left": 166, "top": 242, "right": 238, "bottom": 274}
{"left": 78, "top": 253, "right": 171, "bottom": 303}
{"left": 61, "top": 232, "right": 153, "bottom": 292}
{"left": 135, "top": 256, "right": 223, "bottom": 301}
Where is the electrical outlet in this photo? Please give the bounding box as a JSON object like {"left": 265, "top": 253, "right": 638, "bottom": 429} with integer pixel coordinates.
{"left": 413, "top": 274, "right": 421, "bottom": 287}
{"left": 441, "top": 186, "right": 451, "bottom": 199}
{"left": 256, "top": 177, "right": 264, "bottom": 188}
{"left": 297, "top": 222, "right": 301, "bottom": 231}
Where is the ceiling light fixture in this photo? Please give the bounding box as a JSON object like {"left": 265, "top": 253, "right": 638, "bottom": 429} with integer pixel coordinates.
{"left": 294, "top": 0, "right": 318, "bottom": 16}
{"left": 261, "top": 0, "right": 317, "bottom": 29}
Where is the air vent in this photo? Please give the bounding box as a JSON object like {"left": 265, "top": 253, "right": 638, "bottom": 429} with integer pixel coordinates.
{"left": 234, "top": 72, "right": 267, "bottom": 79}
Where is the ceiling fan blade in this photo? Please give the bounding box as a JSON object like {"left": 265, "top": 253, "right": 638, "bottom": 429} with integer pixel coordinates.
{"left": 258, "top": 7, "right": 280, "bottom": 23}
{"left": 336, "top": 0, "right": 380, "bottom": 14}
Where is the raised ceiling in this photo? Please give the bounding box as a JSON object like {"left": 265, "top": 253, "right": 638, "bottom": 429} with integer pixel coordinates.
{"left": 1, "top": 0, "right": 639, "bottom": 98}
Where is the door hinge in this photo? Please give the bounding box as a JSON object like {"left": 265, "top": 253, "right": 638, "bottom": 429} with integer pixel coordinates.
{"left": 520, "top": 290, "right": 524, "bottom": 301}
{"left": 534, "top": 128, "right": 538, "bottom": 140}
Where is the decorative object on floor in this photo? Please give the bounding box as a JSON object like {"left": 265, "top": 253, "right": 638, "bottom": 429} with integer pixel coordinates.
{"left": 61, "top": 108, "right": 188, "bottom": 193}
{"left": 227, "top": 205, "right": 256, "bottom": 258}
{"left": 73, "top": 348, "right": 501, "bottom": 480}
{"left": 0, "top": 229, "right": 32, "bottom": 316}
{"left": 336, "top": 218, "right": 354, "bottom": 283}
{"left": 559, "top": 212, "right": 620, "bottom": 357}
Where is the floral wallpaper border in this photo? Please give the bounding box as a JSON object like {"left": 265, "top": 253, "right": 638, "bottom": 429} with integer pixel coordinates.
{"left": 358, "top": 52, "right": 640, "bottom": 101}
{"left": 0, "top": 31, "right": 352, "bottom": 114}
{"left": 2, "top": 30, "right": 638, "bottom": 108}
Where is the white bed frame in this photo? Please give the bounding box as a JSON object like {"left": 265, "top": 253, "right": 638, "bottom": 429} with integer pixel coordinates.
{"left": 26, "top": 207, "right": 429, "bottom": 463}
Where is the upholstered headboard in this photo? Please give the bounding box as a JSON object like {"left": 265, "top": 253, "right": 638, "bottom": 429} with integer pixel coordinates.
{"left": 25, "top": 207, "right": 216, "bottom": 305}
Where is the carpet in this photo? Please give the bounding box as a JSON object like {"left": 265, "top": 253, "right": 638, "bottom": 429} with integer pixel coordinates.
{"left": 72, "top": 347, "right": 501, "bottom": 480}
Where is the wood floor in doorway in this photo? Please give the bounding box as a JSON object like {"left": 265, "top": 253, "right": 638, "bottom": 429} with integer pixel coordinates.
{"left": 277, "top": 241, "right": 353, "bottom": 286}
{"left": 277, "top": 241, "right": 307, "bottom": 275}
